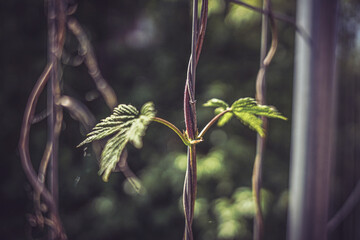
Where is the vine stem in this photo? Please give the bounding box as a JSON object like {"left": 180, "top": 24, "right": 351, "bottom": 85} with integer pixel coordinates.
{"left": 47, "top": 1, "right": 66, "bottom": 239}
{"left": 19, "top": 64, "right": 67, "bottom": 239}
{"left": 327, "top": 180, "right": 360, "bottom": 233}
{"left": 183, "top": 144, "right": 197, "bottom": 240}
{"left": 252, "top": 1, "right": 277, "bottom": 240}
{"left": 67, "top": 17, "right": 118, "bottom": 109}
{"left": 182, "top": 1, "right": 210, "bottom": 239}
{"left": 227, "top": 0, "right": 310, "bottom": 43}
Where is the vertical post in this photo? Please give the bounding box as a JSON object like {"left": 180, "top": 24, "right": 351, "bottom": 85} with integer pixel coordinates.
{"left": 47, "top": 0, "right": 65, "bottom": 238}
{"left": 287, "top": 0, "right": 338, "bottom": 240}
{"left": 47, "top": 1, "right": 58, "bottom": 239}
{"left": 252, "top": 1, "right": 270, "bottom": 240}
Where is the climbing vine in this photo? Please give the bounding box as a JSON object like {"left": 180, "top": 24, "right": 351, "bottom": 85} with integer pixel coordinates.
{"left": 19, "top": 0, "right": 291, "bottom": 239}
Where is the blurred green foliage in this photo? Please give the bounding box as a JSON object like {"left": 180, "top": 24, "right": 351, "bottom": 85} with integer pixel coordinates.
{"left": 7, "top": 0, "right": 360, "bottom": 239}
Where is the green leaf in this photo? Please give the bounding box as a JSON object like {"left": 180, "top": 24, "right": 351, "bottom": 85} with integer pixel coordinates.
{"left": 233, "top": 111, "right": 264, "bottom": 137}
{"left": 204, "top": 98, "right": 229, "bottom": 111}
{"left": 204, "top": 98, "right": 232, "bottom": 125}
{"left": 99, "top": 129, "right": 129, "bottom": 181}
{"left": 127, "top": 102, "right": 155, "bottom": 148}
{"left": 78, "top": 102, "right": 156, "bottom": 181}
{"left": 231, "top": 98, "right": 287, "bottom": 120}
{"left": 214, "top": 107, "right": 225, "bottom": 115}
{"left": 230, "top": 97, "right": 287, "bottom": 136}
{"left": 217, "top": 112, "right": 233, "bottom": 127}
{"left": 231, "top": 97, "right": 257, "bottom": 110}
{"left": 203, "top": 97, "right": 286, "bottom": 137}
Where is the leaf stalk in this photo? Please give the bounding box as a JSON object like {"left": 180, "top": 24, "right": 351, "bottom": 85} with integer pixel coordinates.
{"left": 151, "top": 117, "right": 193, "bottom": 146}
{"left": 197, "top": 109, "right": 232, "bottom": 139}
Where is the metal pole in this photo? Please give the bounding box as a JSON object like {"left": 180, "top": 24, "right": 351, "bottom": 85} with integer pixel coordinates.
{"left": 287, "top": 0, "right": 338, "bottom": 240}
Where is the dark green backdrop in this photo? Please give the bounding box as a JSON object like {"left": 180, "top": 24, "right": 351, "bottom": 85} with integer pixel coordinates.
{"left": 1, "top": 0, "right": 358, "bottom": 239}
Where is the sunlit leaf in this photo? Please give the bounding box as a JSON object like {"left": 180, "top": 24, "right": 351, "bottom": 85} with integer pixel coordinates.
{"left": 231, "top": 97, "right": 287, "bottom": 120}
{"left": 78, "top": 102, "right": 156, "bottom": 181}
{"left": 204, "top": 97, "right": 286, "bottom": 136}
{"left": 99, "top": 129, "right": 129, "bottom": 182}
{"left": 127, "top": 102, "right": 155, "bottom": 148}
{"left": 203, "top": 98, "right": 229, "bottom": 110}
{"left": 204, "top": 99, "right": 231, "bottom": 123}
{"left": 231, "top": 97, "right": 257, "bottom": 110}
{"left": 233, "top": 111, "right": 264, "bottom": 136}
{"left": 217, "top": 112, "right": 233, "bottom": 126}
{"left": 231, "top": 98, "right": 286, "bottom": 136}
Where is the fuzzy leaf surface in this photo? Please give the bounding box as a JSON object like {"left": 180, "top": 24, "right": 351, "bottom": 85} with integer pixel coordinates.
{"left": 204, "top": 98, "right": 229, "bottom": 111}
{"left": 204, "top": 97, "right": 286, "bottom": 136}
{"left": 231, "top": 98, "right": 286, "bottom": 136}
{"left": 231, "top": 98, "right": 287, "bottom": 120}
{"left": 78, "top": 102, "right": 155, "bottom": 181}
{"left": 217, "top": 112, "right": 233, "bottom": 127}
{"left": 233, "top": 112, "right": 265, "bottom": 136}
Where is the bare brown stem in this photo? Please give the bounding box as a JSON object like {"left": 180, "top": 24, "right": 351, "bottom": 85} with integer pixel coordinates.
{"left": 115, "top": 149, "right": 143, "bottom": 193}
{"left": 327, "top": 180, "right": 360, "bottom": 232}
{"left": 227, "top": 0, "right": 310, "bottom": 43}
{"left": 252, "top": 1, "right": 277, "bottom": 240}
{"left": 196, "top": 0, "right": 209, "bottom": 64}
{"left": 32, "top": 108, "right": 51, "bottom": 124}
{"left": 67, "top": 17, "right": 118, "bottom": 109}
{"left": 47, "top": 1, "right": 66, "bottom": 239}
{"left": 19, "top": 63, "right": 67, "bottom": 239}
{"left": 34, "top": 140, "right": 53, "bottom": 224}
{"left": 39, "top": 142, "right": 53, "bottom": 184}
{"left": 59, "top": 94, "right": 105, "bottom": 163}
{"left": 183, "top": 145, "right": 197, "bottom": 240}
{"left": 22, "top": 2, "right": 119, "bottom": 239}
{"left": 60, "top": 95, "right": 97, "bottom": 132}
{"left": 61, "top": 49, "right": 85, "bottom": 66}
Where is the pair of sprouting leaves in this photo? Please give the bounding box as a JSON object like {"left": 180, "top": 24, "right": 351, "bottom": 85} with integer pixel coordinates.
{"left": 78, "top": 98, "right": 286, "bottom": 181}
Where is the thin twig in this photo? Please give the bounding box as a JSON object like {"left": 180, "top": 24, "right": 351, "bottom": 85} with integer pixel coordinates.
{"left": 198, "top": 109, "right": 232, "bottom": 139}
{"left": 32, "top": 108, "right": 51, "bottom": 124}
{"left": 67, "top": 17, "right": 118, "bottom": 109}
{"left": 60, "top": 95, "right": 97, "bottom": 132}
{"left": 47, "top": 1, "right": 66, "bottom": 239}
{"left": 252, "top": 1, "right": 277, "bottom": 240}
{"left": 115, "top": 149, "right": 144, "bottom": 194}
{"left": 190, "top": 0, "right": 198, "bottom": 95}
{"left": 183, "top": 145, "right": 197, "bottom": 240}
{"left": 55, "top": 0, "right": 66, "bottom": 57}
{"left": 47, "top": 0, "right": 69, "bottom": 238}
{"left": 196, "top": 0, "right": 209, "bottom": 64}
{"left": 227, "top": 0, "right": 311, "bottom": 44}
{"left": 59, "top": 94, "right": 104, "bottom": 163}
{"left": 61, "top": 49, "right": 85, "bottom": 66}
{"left": 327, "top": 180, "right": 360, "bottom": 232}
{"left": 34, "top": 140, "right": 52, "bottom": 223}
{"left": 227, "top": 0, "right": 289, "bottom": 23}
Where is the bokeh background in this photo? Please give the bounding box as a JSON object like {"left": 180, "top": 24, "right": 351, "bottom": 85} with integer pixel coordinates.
{"left": 1, "top": 0, "right": 359, "bottom": 239}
